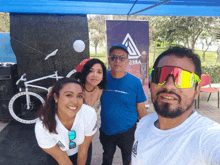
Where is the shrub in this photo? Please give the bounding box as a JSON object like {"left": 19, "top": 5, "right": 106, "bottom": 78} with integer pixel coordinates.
{"left": 201, "top": 63, "right": 220, "bottom": 83}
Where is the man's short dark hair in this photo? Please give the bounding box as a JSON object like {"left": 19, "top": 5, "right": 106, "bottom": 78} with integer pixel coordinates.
{"left": 153, "top": 46, "right": 201, "bottom": 78}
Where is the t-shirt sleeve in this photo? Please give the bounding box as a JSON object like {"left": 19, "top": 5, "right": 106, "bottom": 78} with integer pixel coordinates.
{"left": 35, "top": 119, "right": 57, "bottom": 149}
{"left": 84, "top": 108, "right": 98, "bottom": 137}
{"left": 136, "top": 79, "right": 147, "bottom": 103}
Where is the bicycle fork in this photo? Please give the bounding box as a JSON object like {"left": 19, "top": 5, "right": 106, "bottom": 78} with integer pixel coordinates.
{"left": 25, "top": 86, "right": 31, "bottom": 110}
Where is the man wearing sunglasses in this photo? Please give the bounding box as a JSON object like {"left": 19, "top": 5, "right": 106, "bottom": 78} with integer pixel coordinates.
{"left": 131, "top": 46, "right": 220, "bottom": 165}
{"left": 100, "top": 43, "right": 147, "bottom": 165}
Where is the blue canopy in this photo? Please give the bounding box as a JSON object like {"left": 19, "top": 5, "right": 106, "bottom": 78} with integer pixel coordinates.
{"left": 0, "top": 0, "right": 220, "bottom": 17}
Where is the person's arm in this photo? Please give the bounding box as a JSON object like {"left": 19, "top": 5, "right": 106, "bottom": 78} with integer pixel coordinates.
{"left": 77, "top": 134, "right": 95, "bottom": 165}
{"left": 136, "top": 102, "right": 147, "bottom": 119}
{"left": 42, "top": 145, "right": 73, "bottom": 165}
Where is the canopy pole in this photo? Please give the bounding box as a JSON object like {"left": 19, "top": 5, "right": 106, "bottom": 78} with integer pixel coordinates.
{"left": 127, "top": 0, "right": 138, "bottom": 20}
{"left": 130, "top": 0, "right": 173, "bottom": 15}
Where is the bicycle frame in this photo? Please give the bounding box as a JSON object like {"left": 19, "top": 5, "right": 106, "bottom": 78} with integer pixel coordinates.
{"left": 9, "top": 49, "right": 80, "bottom": 124}
{"left": 13, "top": 49, "right": 77, "bottom": 110}
{"left": 23, "top": 71, "right": 63, "bottom": 109}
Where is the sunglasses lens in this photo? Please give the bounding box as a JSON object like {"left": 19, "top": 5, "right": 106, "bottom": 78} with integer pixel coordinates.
{"left": 119, "top": 56, "right": 126, "bottom": 62}
{"left": 69, "top": 141, "right": 76, "bottom": 149}
{"left": 150, "top": 67, "right": 199, "bottom": 88}
{"left": 178, "top": 71, "right": 195, "bottom": 88}
{"left": 69, "top": 130, "right": 76, "bottom": 140}
{"left": 110, "top": 56, "right": 116, "bottom": 61}
{"left": 158, "top": 67, "right": 177, "bottom": 84}
{"left": 69, "top": 130, "right": 76, "bottom": 149}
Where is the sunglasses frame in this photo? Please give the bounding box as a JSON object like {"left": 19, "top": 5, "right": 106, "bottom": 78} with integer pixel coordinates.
{"left": 109, "top": 55, "right": 127, "bottom": 62}
{"left": 69, "top": 130, "right": 76, "bottom": 149}
{"left": 149, "top": 67, "right": 201, "bottom": 88}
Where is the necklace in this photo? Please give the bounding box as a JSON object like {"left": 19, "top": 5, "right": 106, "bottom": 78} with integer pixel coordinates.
{"left": 85, "top": 86, "right": 96, "bottom": 92}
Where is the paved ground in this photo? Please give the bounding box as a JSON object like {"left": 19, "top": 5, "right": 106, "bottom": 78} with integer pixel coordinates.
{"left": 0, "top": 89, "right": 220, "bottom": 165}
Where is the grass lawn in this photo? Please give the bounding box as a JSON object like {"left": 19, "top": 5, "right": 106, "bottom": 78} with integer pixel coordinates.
{"left": 90, "top": 52, "right": 107, "bottom": 66}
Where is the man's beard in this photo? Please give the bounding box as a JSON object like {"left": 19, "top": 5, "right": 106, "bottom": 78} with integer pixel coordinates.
{"left": 153, "top": 90, "right": 194, "bottom": 118}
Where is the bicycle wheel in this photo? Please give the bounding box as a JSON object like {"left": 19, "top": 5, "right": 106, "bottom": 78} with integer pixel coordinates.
{"left": 8, "top": 92, "right": 45, "bottom": 124}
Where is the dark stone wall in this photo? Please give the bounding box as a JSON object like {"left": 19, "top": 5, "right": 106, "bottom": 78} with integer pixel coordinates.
{"left": 10, "top": 13, "right": 89, "bottom": 87}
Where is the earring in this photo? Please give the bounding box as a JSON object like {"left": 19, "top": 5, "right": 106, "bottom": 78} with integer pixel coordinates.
{"left": 55, "top": 100, "right": 57, "bottom": 110}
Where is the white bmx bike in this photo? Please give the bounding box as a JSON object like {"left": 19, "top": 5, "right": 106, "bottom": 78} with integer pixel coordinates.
{"left": 8, "top": 49, "right": 77, "bottom": 124}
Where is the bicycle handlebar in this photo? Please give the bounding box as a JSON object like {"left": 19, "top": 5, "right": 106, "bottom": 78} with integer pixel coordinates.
{"left": 45, "top": 49, "right": 58, "bottom": 60}
{"left": 16, "top": 73, "right": 27, "bottom": 85}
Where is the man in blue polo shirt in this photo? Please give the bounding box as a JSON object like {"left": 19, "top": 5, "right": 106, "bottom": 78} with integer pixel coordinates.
{"left": 100, "top": 43, "right": 147, "bottom": 165}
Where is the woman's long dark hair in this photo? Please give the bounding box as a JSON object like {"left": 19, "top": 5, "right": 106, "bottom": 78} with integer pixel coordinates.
{"left": 79, "top": 58, "right": 107, "bottom": 89}
{"left": 37, "top": 78, "right": 83, "bottom": 134}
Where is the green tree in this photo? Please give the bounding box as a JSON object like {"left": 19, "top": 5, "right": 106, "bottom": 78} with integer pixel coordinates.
{"left": 0, "top": 12, "right": 10, "bottom": 32}
{"left": 211, "top": 19, "right": 220, "bottom": 63}
{"left": 215, "top": 34, "right": 220, "bottom": 63}
{"left": 149, "top": 17, "right": 164, "bottom": 62}
{"left": 88, "top": 15, "right": 106, "bottom": 56}
{"left": 199, "top": 30, "right": 214, "bottom": 62}
{"left": 91, "top": 15, "right": 217, "bottom": 62}
{"left": 159, "top": 17, "right": 215, "bottom": 52}
{"left": 216, "top": 46, "right": 220, "bottom": 63}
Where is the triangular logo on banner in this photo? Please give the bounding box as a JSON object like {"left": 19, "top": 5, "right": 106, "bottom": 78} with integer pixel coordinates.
{"left": 122, "top": 33, "right": 141, "bottom": 59}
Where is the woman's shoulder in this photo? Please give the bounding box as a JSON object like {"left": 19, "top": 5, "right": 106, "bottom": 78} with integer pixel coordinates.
{"left": 35, "top": 117, "right": 43, "bottom": 128}
{"left": 78, "top": 104, "right": 97, "bottom": 122}
{"left": 35, "top": 116, "right": 57, "bottom": 132}
{"left": 81, "top": 104, "right": 96, "bottom": 114}
{"left": 35, "top": 117, "right": 48, "bottom": 133}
